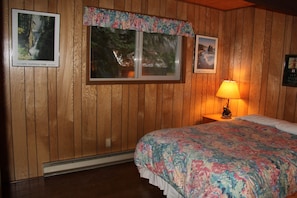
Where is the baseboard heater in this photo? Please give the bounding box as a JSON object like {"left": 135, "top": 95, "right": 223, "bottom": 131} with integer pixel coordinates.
{"left": 43, "top": 150, "right": 135, "bottom": 177}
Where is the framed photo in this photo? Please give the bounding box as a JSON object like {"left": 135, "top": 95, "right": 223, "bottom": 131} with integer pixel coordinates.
{"left": 282, "top": 54, "right": 297, "bottom": 87}
{"left": 194, "top": 35, "right": 218, "bottom": 73}
{"left": 12, "top": 9, "right": 60, "bottom": 67}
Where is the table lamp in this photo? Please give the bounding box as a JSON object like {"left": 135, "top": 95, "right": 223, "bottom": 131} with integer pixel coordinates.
{"left": 216, "top": 80, "right": 240, "bottom": 119}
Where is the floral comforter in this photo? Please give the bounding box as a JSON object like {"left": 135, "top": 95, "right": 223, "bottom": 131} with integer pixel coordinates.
{"left": 134, "top": 119, "right": 297, "bottom": 198}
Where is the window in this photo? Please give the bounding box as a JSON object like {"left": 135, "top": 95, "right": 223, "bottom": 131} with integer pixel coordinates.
{"left": 87, "top": 26, "right": 184, "bottom": 84}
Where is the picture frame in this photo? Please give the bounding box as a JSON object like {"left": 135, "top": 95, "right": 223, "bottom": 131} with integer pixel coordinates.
{"left": 194, "top": 35, "right": 218, "bottom": 73}
{"left": 282, "top": 54, "right": 297, "bottom": 87}
{"left": 12, "top": 9, "right": 60, "bottom": 67}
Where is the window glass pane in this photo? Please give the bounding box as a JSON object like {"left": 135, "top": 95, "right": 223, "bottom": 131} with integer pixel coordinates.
{"left": 88, "top": 26, "right": 183, "bottom": 84}
{"left": 142, "top": 33, "right": 178, "bottom": 76}
{"left": 90, "top": 27, "right": 136, "bottom": 78}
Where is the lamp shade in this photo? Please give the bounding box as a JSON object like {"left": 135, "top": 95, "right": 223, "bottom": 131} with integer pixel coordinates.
{"left": 216, "top": 80, "right": 240, "bottom": 99}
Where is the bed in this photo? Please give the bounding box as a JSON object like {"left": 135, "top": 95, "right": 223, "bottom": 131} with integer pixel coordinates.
{"left": 134, "top": 115, "right": 297, "bottom": 198}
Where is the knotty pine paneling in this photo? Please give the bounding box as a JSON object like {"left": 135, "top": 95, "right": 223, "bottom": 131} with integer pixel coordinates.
{"left": 57, "top": 0, "right": 75, "bottom": 161}
{"left": 2, "top": 0, "right": 14, "bottom": 182}
{"left": 2, "top": 0, "right": 297, "bottom": 182}
{"left": 73, "top": 0, "right": 84, "bottom": 159}
{"left": 247, "top": 9, "right": 265, "bottom": 114}
{"left": 278, "top": 15, "right": 293, "bottom": 120}
{"left": 127, "top": 85, "right": 139, "bottom": 149}
{"left": 282, "top": 17, "right": 297, "bottom": 124}
{"left": 265, "top": 12, "right": 286, "bottom": 118}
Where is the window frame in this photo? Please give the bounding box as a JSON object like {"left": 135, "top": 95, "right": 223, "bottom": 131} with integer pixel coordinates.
{"left": 86, "top": 26, "right": 186, "bottom": 84}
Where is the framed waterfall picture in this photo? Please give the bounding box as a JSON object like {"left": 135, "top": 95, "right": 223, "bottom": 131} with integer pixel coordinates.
{"left": 12, "top": 9, "right": 60, "bottom": 67}
{"left": 194, "top": 35, "right": 218, "bottom": 73}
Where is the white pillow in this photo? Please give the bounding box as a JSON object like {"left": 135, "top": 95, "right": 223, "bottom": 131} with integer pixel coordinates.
{"left": 275, "top": 122, "right": 297, "bottom": 135}
{"left": 236, "top": 114, "right": 285, "bottom": 127}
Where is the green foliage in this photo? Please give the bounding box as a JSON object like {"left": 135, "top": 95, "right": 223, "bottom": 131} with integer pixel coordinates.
{"left": 90, "top": 27, "right": 178, "bottom": 78}
{"left": 91, "top": 27, "right": 135, "bottom": 58}
{"left": 143, "top": 32, "right": 177, "bottom": 72}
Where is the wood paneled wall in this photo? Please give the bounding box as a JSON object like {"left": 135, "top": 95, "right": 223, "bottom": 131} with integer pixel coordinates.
{"left": 2, "top": 0, "right": 297, "bottom": 182}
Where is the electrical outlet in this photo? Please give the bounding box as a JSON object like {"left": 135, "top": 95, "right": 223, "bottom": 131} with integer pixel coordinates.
{"left": 105, "top": 138, "right": 111, "bottom": 148}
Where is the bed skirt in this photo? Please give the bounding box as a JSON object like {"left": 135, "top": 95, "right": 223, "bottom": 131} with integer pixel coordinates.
{"left": 138, "top": 167, "right": 183, "bottom": 198}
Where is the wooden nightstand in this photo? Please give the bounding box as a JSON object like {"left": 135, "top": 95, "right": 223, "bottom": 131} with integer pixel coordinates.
{"left": 202, "top": 113, "right": 235, "bottom": 124}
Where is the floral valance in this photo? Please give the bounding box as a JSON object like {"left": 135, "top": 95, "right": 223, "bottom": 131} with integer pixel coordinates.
{"left": 83, "top": 7, "right": 195, "bottom": 37}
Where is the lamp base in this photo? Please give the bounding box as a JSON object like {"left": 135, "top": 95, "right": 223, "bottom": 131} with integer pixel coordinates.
{"left": 221, "top": 114, "right": 232, "bottom": 119}
{"left": 221, "top": 106, "right": 232, "bottom": 119}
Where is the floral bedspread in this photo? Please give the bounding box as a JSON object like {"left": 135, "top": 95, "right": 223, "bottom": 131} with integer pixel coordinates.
{"left": 134, "top": 119, "right": 297, "bottom": 198}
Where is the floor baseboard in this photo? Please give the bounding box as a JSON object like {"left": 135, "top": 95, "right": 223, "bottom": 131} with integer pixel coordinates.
{"left": 43, "top": 150, "right": 135, "bottom": 177}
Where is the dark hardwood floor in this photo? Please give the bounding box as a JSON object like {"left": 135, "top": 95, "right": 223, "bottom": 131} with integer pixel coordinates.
{"left": 2, "top": 162, "right": 166, "bottom": 198}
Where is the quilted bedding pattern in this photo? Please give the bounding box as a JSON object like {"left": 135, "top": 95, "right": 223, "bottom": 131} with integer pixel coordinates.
{"left": 134, "top": 119, "right": 297, "bottom": 198}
